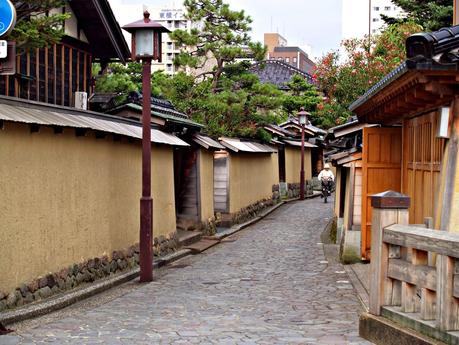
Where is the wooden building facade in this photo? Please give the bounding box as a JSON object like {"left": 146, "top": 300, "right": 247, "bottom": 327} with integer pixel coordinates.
{"left": 350, "top": 26, "right": 459, "bottom": 259}
{"left": 0, "top": 1, "right": 130, "bottom": 107}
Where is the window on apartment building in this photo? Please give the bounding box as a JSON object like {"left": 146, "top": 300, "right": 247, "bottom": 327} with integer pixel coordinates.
{"left": 373, "top": 6, "right": 379, "bottom": 11}
{"left": 167, "top": 20, "right": 172, "bottom": 28}
{"left": 167, "top": 53, "right": 173, "bottom": 61}
{"left": 167, "top": 64, "right": 173, "bottom": 72}
{"left": 278, "top": 57, "right": 283, "bottom": 61}
{"left": 285, "top": 57, "right": 290, "bottom": 63}
{"left": 293, "top": 57, "right": 297, "bottom": 63}
{"left": 384, "top": 6, "right": 391, "bottom": 10}
{"left": 174, "top": 21, "right": 180, "bottom": 28}
{"left": 372, "top": 29, "right": 377, "bottom": 33}
{"left": 167, "top": 42, "right": 173, "bottom": 50}
{"left": 372, "top": 18, "right": 379, "bottom": 22}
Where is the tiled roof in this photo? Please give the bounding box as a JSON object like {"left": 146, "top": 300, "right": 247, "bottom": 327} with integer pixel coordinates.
{"left": 250, "top": 60, "right": 314, "bottom": 89}
{"left": 350, "top": 25, "right": 459, "bottom": 113}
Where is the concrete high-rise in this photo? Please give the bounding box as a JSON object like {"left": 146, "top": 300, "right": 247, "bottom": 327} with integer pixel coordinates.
{"left": 341, "top": 0, "right": 404, "bottom": 40}
{"left": 149, "top": 6, "right": 196, "bottom": 75}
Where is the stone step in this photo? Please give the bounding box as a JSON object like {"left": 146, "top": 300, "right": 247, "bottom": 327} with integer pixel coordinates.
{"left": 184, "top": 238, "right": 220, "bottom": 254}
{"left": 177, "top": 229, "right": 202, "bottom": 246}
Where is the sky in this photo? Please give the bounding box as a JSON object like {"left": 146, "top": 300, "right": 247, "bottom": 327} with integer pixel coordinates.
{"left": 108, "top": 0, "right": 344, "bottom": 60}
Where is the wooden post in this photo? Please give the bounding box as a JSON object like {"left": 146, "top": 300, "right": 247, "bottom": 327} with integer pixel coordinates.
{"left": 437, "top": 255, "right": 459, "bottom": 330}
{"left": 421, "top": 216, "right": 436, "bottom": 320}
{"left": 369, "top": 191, "right": 410, "bottom": 316}
{"left": 455, "top": 0, "right": 459, "bottom": 25}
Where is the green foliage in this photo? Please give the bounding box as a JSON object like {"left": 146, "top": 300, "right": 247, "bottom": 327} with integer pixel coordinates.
{"left": 170, "top": 0, "right": 266, "bottom": 92}
{"left": 94, "top": 63, "right": 142, "bottom": 94}
{"left": 156, "top": 66, "right": 284, "bottom": 140}
{"left": 314, "top": 22, "right": 422, "bottom": 127}
{"left": 381, "top": 0, "right": 453, "bottom": 32}
{"left": 281, "top": 74, "right": 322, "bottom": 124}
{"left": 10, "top": 1, "right": 70, "bottom": 50}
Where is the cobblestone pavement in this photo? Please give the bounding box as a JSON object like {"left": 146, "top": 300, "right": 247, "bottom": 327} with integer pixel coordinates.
{"left": 3, "top": 198, "right": 371, "bottom": 344}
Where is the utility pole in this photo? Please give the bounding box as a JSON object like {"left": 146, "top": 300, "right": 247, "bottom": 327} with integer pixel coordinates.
{"left": 455, "top": 0, "right": 459, "bottom": 25}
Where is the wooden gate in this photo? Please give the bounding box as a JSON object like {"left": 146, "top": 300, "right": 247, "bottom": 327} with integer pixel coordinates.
{"left": 361, "top": 127, "right": 402, "bottom": 260}
{"left": 214, "top": 152, "right": 229, "bottom": 213}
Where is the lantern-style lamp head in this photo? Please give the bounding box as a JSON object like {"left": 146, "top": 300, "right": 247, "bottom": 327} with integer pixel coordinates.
{"left": 122, "top": 10, "right": 170, "bottom": 61}
{"left": 297, "top": 107, "right": 310, "bottom": 126}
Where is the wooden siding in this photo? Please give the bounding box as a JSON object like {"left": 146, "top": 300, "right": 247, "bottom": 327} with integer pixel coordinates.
{"left": 403, "top": 112, "right": 446, "bottom": 225}
{"left": 214, "top": 153, "right": 229, "bottom": 213}
{"left": 361, "top": 127, "right": 402, "bottom": 260}
{"left": 353, "top": 166, "right": 362, "bottom": 228}
{"left": 0, "top": 44, "right": 92, "bottom": 107}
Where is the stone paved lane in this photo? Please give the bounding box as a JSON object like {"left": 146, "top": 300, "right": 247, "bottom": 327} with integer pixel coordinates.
{"left": 3, "top": 198, "right": 371, "bottom": 344}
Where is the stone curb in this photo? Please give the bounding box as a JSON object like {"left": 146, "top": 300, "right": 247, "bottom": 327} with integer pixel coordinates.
{"left": 343, "top": 264, "right": 369, "bottom": 313}
{"left": 213, "top": 202, "right": 284, "bottom": 241}
{"left": 0, "top": 249, "right": 191, "bottom": 326}
{"left": 1, "top": 194, "right": 321, "bottom": 326}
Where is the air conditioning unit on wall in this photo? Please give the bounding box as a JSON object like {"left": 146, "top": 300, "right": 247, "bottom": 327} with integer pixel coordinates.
{"left": 74, "top": 92, "right": 88, "bottom": 110}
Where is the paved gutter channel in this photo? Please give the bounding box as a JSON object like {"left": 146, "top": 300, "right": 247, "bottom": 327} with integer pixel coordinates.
{"left": 1, "top": 193, "right": 320, "bottom": 328}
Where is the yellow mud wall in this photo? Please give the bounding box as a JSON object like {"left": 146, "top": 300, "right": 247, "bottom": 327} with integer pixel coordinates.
{"left": 199, "top": 149, "right": 215, "bottom": 221}
{"left": 284, "top": 146, "right": 312, "bottom": 184}
{"left": 228, "top": 152, "right": 279, "bottom": 214}
{"left": 0, "top": 122, "right": 176, "bottom": 292}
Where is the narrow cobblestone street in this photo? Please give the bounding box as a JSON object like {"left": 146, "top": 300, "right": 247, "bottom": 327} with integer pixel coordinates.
{"left": 3, "top": 198, "right": 371, "bottom": 344}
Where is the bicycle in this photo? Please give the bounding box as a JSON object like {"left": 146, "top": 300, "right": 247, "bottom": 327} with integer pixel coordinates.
{"left": 321, "top": 177, "right": 333, "bottom": 204}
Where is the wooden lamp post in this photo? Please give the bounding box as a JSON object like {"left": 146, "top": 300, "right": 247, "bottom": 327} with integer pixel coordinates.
{"left": 297, "top": 108, "right": 310, "bottom": 200}
{"left": 123, "top": 11, "right": 169, "bottom": 283}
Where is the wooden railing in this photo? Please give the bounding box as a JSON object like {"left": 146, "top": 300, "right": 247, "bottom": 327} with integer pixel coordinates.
{"left": 370, "top": 191, "right": 459, "bottom": 332}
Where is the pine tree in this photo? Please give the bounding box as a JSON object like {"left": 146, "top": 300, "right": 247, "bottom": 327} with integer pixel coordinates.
{"left": 381, "top": 0, "right": 453, "bottom": 31}
{"left": 10, "top": 1, "right": 70, "bottom": 50}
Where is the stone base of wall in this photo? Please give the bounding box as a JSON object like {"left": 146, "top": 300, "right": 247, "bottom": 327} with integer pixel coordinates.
{"left": 284, "top": 182, "right": 314, "bottom": 199}
{"left": 219, "top": 192, "right": 280, "bottom": 228}
{"left": 153, "top": 232, "right": 179, "bottom": 257}
{"left": 1, "top": 230, "right": 182, "bottom": 312}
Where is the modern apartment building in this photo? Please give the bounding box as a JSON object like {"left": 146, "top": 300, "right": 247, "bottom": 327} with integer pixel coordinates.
{"left": 264, "top": 33, "right": 315, "bottom": 73}
{"left": 341, "top": 0, "right": 404, "bottom": 40}
{"left": 150, "top": 6, "right": 194, "bottom": 75}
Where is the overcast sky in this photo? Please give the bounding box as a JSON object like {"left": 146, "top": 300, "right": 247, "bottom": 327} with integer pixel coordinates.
{"left": 108, "top": 0, "right": 343, "bottom": 60}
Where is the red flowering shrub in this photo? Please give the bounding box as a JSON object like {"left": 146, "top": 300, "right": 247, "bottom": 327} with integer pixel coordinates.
{"left": 313, "top": 22, "right": 422, "bottom": 126}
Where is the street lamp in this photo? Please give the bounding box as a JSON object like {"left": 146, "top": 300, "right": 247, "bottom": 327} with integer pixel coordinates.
{"left": 123, "top": 11, "right": 169, "bottom": 283}
{"left": 297, "top": 107, "right": 310, "bottom": 200}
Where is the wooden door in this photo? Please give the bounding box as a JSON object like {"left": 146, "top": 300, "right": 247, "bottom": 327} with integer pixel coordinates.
{"left": 403, "top": 112, "right": 445, "bottom": 225}
{"left": 214, "top": 152, "right": 229, "bottom": 213}
{"left": 361, "top": 127, "right": 402, "bottom": 260}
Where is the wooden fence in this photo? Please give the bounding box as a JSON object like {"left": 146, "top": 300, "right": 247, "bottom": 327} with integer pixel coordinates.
{"left": 370, "top": 191, "right": 459, "bottom": 333}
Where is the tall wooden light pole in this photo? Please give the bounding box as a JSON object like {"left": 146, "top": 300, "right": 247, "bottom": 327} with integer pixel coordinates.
{"left": 297, "top": 108, "right": 309, "bottom": 200}
{"left": 455, "top": 0, "right": 459, "bottom": 25}
{"left": 123, "top": 11, "right": 169, "bottom": 283}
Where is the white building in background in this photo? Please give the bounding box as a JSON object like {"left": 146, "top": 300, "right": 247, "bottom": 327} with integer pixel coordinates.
{"left": 150, "top": 6, "right": 196, "bottom": 75}
{"left": 341, "top": 0, "right": 404, "bottom": 41}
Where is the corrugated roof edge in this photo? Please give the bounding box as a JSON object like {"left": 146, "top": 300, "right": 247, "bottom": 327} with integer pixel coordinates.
{"left": 0, "top": 95, "right": 150, "bottom": 128}
{"left": 219, "top": 137, "right": 277, "bottom": 153}
{"left": 0, "top": 95, "right": 189, "bottom": 146}
{"left": 193, "top": 134, "right": 225, "bottom": 150}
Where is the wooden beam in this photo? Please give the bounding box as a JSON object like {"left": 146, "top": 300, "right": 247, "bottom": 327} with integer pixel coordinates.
{"left": 384, "top": 224, "right": 459, "bottom": 258}
{"left": 388, "top": 258, "right": 436, "bottom": 291}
